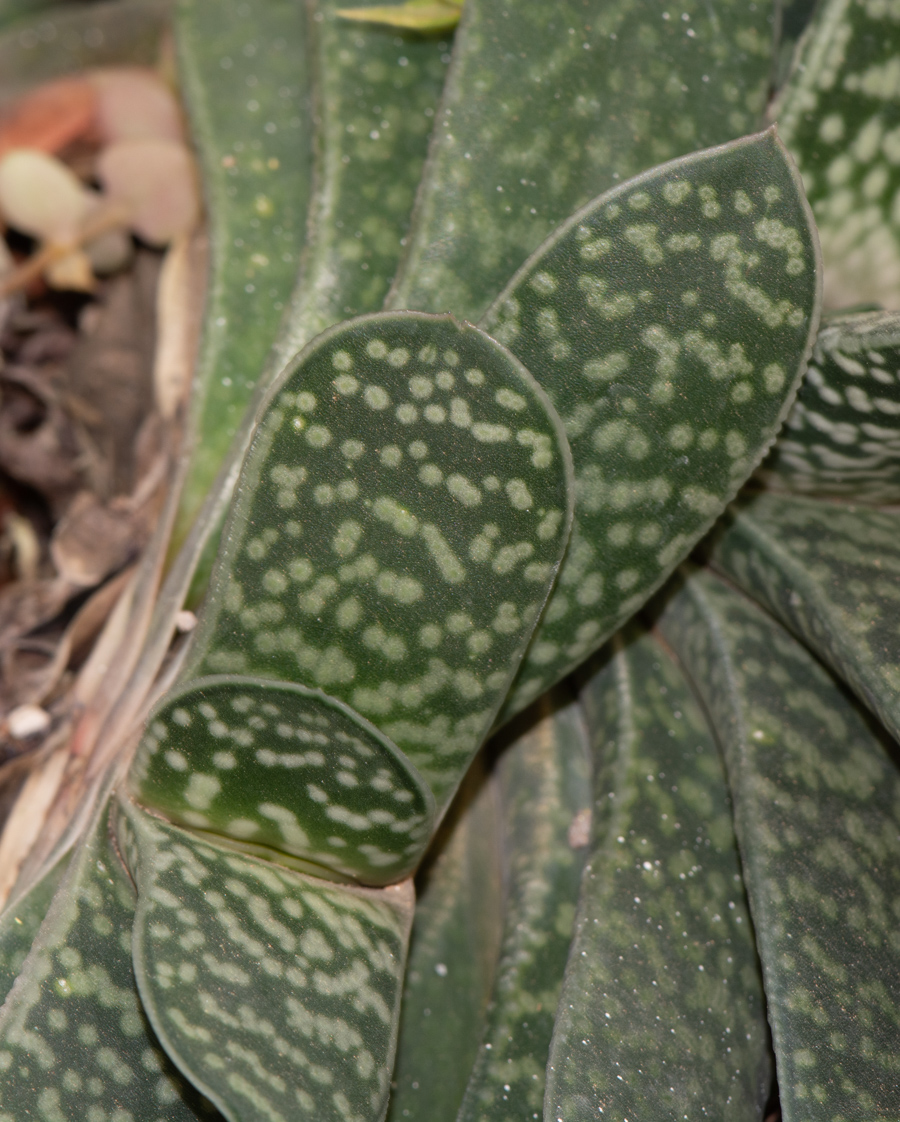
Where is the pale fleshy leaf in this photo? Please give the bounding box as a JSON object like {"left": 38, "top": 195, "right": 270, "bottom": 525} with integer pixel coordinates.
{"left": 181, "top": 311, "right": 573, "bottom": 809}
{"left": 658, "top": 568, "right": 900, "bottom": 1122}
{"left": 546, "top": 629, "right": 771, "bottom": 1120}
{"left": 130, "top": 675, "right": 434, "bottom": 885}
{"left": 757, "top": 310, "right": 900, "bottom": 501}
{"left": 337, "top": 1, "right": 462, "bottom": 33}
{"left": 117, "top": 796, "right": 414, "bottom": 1122}
{"left": 486, "top": 129, "right": 820, "bottom": 720}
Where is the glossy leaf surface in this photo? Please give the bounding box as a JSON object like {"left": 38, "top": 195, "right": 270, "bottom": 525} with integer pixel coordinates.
{"left": 712, "top": 491, "right": 900, "bottom": 747}
{"left": 758, "top": 310, "right": 900, "bottom": 502}
{"left": 173, "top": 0, "right": 314, "bottom": 543}
{"left": 486, "top": 129, "right": 821, "bottom": 719}
{"left": 185, "top": 311, "right": 573, "bottom": 807}
{"left": 118, "top": 796, "right": 414, "bottom": 1122}
{"left": 457, "top": 693, "right": 591, "bottom": 1122}
{"left": 0, "top": 809, "right": 216, "bottom": 1122}
{"left": 773, "top": 0, "right": 900, "bottom": 309}
{"left": 130, "top": 675, "right": 434, "bottom": 884}
{"left": 270, "top": 0, "right": 448, "bottom": 368}
{"left": 659, "top": 569, "right": 900, "bottom": 1121}
{"left": 386, "top": 757, "right": 503, "bottom": 1122}
{"left": 389, "top": 0, "right": 777, "bottom": 322}
{"left": 547, "top": 630, "right": 771, "bottom": 1121}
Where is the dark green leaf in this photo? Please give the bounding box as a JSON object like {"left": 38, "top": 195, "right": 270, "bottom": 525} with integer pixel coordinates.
{"left": 130, "top": 675, "right": 434, "bottom": 885}
{"left": 181, "top": 311, "right": 573, "bottom": 810}
{"left": 758, "top": 310, "right": 900, "bottom": 501}
{"left": 456, "top": 692, "right": 591, "bottom": 1122}
{"left": 389, "top": 0, "right": 778, "bottom": 322}
{"left": 658, "top": 568, "right": 900, "bottom": 1121}
{"left": 773, "top": 0, "right": 900, "bottom": 309}
{"left": 486, "top": 129, "right": 821, "bottom": 720}
{"left": 117, "top": 796, "right": 414, "bottom": 1122}
{"left": 172, "top": 0, "right": 315, "bottom": 545}
{"left": 386, "top": 756, "right": 503, "bottom": 1122}
{"left": 0, "top": 854, "right": 68, "bottom": 1006}
{"left": 0, "top": 809, "right": 217, "bottom": 1122}
{"left": 546, "top": 629, "right": 771, "bottom": 1120}
{"left": 711, "top": 491, "right": 900, "bottom": 748}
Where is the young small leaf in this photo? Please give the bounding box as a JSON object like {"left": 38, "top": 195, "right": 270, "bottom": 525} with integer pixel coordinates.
{"left": 117, "top": 796, "right": 414, "bottom": 1122}
{"left": 0, "top": 808, "right": 216, "bottom": 1121}
{"left": 773, "top": 0, "right": 900, "bottom": 308}
{"left": 337, "top": 0, "right": 462, "bottom": 34}
{"left": 182, "top": 311, "right": 574, "bottom": 809}
{"left": 712, "top": 492, "right": 900, "bottom": 749}
{"left": 758, "top": 310, "right": 900, "bottom": 502}
{"left": 456, "top": 692, "right": 591, "bottom": 1122}
{"left": 130, "top": 675, "right": 435, "bottom": 885}
{"left": 486, "top": 128, "right": 821, "bottom": 719}
{"left": 659, "top": 569, "right": 900, "bottom": 1122}
{"left": 546, "top": 629, "right": 771, "bottom": 1121}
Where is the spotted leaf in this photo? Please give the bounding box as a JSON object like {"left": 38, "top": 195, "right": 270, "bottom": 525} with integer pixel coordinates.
{"left": 117, "top": 796, "right": 414, "bottom": 1122}
{"left": 182, "top": 311, "right": 574, "bottom": 808}
{"left": 0, "top": 854, "right": 68, "bottom": 1007}
{"left": 386, "top": 756, "right": 503, "bottom": 1122}
{"left": 712, "top": 491, "right": 900, "bottom": 749}
{"left": 130, "top": 675, "right": 434, "bottom": 885}
{"left": 758, "top": 310, "right": 900, "bottom": 502}
{"left": 546, "top": 629, "right": 771, "bottom": 1121}
{"left": 172, "top": 0, "right": 314, "bottom": 545}
{"left": 485, "top": 128, "right": 821, "bottom": 720}
{"left": 0, "top": 808, "right": 217, "bottom": 1122}
{"left": 658, "top": 569, "right": 900, "bottom": 1121}
{"left": 773, "top": 0, "right": 900, "bottom": 310}
{"left": 388, "top": 0, "right": 777, "bottom": 322}
{"left": 456, "top": 692, "right": 591, "bottom": 1122}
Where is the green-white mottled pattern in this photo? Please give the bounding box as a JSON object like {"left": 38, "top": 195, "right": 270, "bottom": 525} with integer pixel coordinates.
{"left": 486, "top": 129, "right": 820, "bottom": 719}
{"left": 712, "top": 491, "right": 900, "bottom": 749}
{"left": 758, "top": 310, "right": 900, "bottom": 501}
{"left": 386, "top": 758, "right": 503, "bottom": 1122}
{"left": 546, "top": 630, "right": 770, "bottom": 1121}
{"left": 388, "top": 0, "right": 776, "bottom": 322}
{"left": 659, "top": 569, "right": 900, "bottom": 1121}
{"left": 130, "top": 676, "right": 434, "bottom": 885}
{"left": 0, "top": 855, "right": 68, "bottom": 1007}
{"left": 0, "top": 810, "right": 217, "bottom": 1122}
{"left": 173, "top": 0, "right": 314, "bottom": 544}
{"left": 456, "top": 694, "right": 591, "bottom": 1122}
{"left": 773, "top": 0, "right": 900, "bottom": 309}
{"left": 117, "top": 796, "right": 414, "bottom": 1122}
{"left": 185, "top": 312, "right": 573, "bottom": 804}
{"left": 270, "top": 0, "right": 448, "bottom": 366}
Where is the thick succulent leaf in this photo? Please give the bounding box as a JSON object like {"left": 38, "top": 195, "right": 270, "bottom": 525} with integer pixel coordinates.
{"left": 386, "top": 756, "right": 503, "bottom": 1122}
{"left": 546, "top": 630, "right": 771, "bottom": 1121}
{"left": 388, "top": 0, "right": 777, "bottom": 322}
{"left": 773, "top": 0, "right": 900, "bottom": 309}
{"left": 658, "top": 568, "right": 900, "bottom": 1121}
{"left": 0, "top": 853, "right": 68, "bottom": 1006}
{"left": 129, "top": 675, "right": 434, "bottom": 885}
{"left": 116, "top": 796, "right": 413, "bottom": 1122}
{"left": 456, "top": 692, "right": 591, "bottom": 1122}
{"left": 773, "top": 0, "right": 821, "bottom": 91}
{"left": 0, "top": 808, "right": 217, "bottom": 1122}
{"left": 269, "top": 0, "right": 448, "bottom": 368}
{"left": 485, "top": 128, "right": 821, "bottom": 720}
{"left": 711, "top": 491, "right": 900, "bottom": 749}
{"left": 758, "top": 310, "right": 900, "bottom": 501}
{"left": 172, "top": 0, "right": 315, "bottom": 545}
{"left": 182, "top": 311, "right": 573, "bottom": 808}
{"left": 0, "top": 0, "right": 168, "bottom": 90}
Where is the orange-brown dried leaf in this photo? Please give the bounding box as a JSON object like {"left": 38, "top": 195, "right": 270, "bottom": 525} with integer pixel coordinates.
{"left": 0, "top": 76, "right": 97, "bottom": 160}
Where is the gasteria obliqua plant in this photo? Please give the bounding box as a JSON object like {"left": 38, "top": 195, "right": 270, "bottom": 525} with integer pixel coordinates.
{"left": 1, "top": 0, "right": 899, "bottom": 1120}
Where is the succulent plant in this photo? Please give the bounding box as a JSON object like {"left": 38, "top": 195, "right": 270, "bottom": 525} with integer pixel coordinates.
{"left": 1, "top": 0, "right": 899, "bottom": 1120}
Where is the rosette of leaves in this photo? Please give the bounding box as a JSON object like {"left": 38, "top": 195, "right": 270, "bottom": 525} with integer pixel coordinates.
{"left": 2, "top": 0, "right": 900, "bottom": 1120}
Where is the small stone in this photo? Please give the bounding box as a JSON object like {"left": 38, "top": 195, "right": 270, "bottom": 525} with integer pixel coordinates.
{"left": 7, "top": 704, "right": 51, "bottom": 739}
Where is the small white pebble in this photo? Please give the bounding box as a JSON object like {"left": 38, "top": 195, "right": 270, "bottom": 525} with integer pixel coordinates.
{"left": 175, "top": 610, "right": 198, "bottom": 633}
{"left": 8, "top": 704, "right": 51, "bottom": 739}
